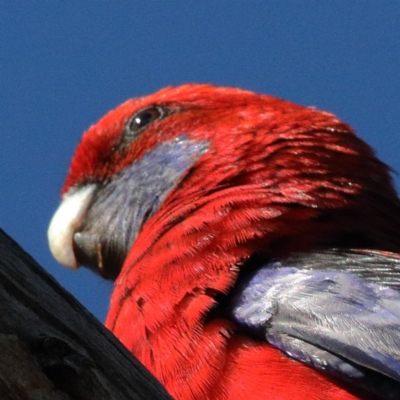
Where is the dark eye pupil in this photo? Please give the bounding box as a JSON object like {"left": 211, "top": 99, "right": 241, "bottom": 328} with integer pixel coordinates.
{"left": 128, "top": 106, "right": 163, "bottom": 134}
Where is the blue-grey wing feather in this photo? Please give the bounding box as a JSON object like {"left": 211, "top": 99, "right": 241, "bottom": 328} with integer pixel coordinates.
{"left": 230, "top": 259, "right": 400, "bottom": 388}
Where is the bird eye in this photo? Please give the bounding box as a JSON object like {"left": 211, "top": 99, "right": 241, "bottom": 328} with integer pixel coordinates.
{"left": 126, "top": 106, "right": 166, "bottom": 137}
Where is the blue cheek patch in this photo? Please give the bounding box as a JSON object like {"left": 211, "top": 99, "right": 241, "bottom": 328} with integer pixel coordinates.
{"left": 76, "top": 134, "right": 209, "bottom": 277}
{"left": 114, "top": 134, "right": 209, "bottom": 231}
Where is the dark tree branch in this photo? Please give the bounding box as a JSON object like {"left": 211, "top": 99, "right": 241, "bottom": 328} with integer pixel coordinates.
{"left": 0, "top": 229, "right": 171, "bottom": 400}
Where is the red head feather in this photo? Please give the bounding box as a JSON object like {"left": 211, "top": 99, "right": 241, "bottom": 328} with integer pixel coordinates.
{"left": 49, "top": 84, "right": 400, "bottom": 399}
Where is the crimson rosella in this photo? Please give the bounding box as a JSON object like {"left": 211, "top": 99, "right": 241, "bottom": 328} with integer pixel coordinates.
{"left": 48, "top": 84, "right": 400, "bottom": 400}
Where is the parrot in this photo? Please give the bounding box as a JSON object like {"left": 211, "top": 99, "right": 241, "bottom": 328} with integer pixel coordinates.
{"left": 47, "top": 84, "right": 400, "bottom": 400}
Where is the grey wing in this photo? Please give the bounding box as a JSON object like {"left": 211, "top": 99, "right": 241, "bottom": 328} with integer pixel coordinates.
{"left": 283, "top": 249, "right": 400, "bottom": 291}
{"left": 230, "top": 255, "right": 400, "bottom": 398}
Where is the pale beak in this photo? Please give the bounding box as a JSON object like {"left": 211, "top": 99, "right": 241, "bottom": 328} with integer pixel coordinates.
{"left": 48, "top": 184, "right": 96, "bottom": 269}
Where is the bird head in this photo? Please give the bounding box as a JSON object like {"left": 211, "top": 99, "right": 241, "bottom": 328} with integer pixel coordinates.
{"left": 48, "top": 84, "right": 400, "bottom": 280}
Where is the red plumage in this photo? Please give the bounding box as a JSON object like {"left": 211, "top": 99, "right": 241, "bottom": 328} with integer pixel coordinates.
{"left": 49, "top": 84, "right": 400, "bottom": 399}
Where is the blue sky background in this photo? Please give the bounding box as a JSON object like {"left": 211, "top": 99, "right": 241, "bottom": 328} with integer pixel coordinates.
{"left": 1, "top": 2, "right": 399, "bottom": 322}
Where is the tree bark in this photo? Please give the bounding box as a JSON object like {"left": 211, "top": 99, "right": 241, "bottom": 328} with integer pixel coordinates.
{"left": 0, "top": 229, "right": 171, "bottom": 400}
